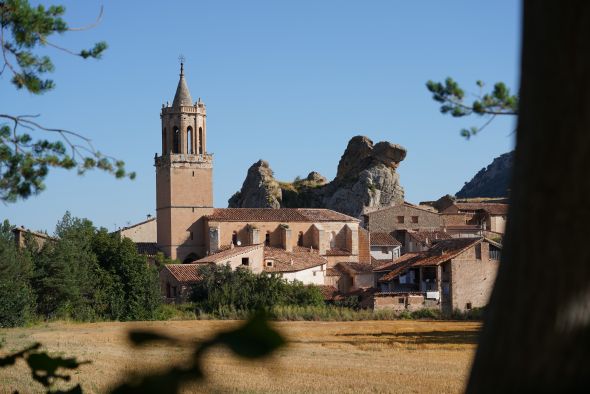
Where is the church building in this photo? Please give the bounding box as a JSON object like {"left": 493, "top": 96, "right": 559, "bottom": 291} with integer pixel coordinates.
{"left": 152, "top": 64, "right": 368, "bottom": 275}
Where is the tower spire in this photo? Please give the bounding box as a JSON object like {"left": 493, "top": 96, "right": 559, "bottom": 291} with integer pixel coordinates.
{"left": 172, "top": 57, "right": 193, "bottom": 107}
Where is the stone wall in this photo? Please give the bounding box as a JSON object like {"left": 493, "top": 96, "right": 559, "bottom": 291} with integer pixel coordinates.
{"left": 367, "top": 204, "right": 443, "bottom": 233}
{"left": 449, "top": 241, "right": 499, "bottom": 311}
{"left": 120, "top": 218, "right": 157, "bottom": 243}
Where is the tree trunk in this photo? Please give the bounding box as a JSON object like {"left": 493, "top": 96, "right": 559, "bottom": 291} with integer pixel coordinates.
{"left": 467, "top": 1, "right": 590, "bottom": 391}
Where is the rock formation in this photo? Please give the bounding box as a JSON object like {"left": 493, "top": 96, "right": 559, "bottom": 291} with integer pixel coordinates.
{"left": 228, "top": 136, "right": 407, "bottom": 217}
{"left": 456, "top": 151, "right": 513, "bottom": 198}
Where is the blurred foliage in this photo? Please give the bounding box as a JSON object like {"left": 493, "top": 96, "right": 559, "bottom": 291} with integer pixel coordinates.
{"left": 426, "top": 77, "right": 518, "bottom": 139}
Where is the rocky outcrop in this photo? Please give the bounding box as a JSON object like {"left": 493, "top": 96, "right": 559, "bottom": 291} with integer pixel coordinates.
{"left": 228, "top": 136, "right": 407, "bottom": 217}
{"left": 456, "top": 151, "right": 514, "bottom": 198}
{"left": 228, "top": 160, "right": 282, "bottom": 209}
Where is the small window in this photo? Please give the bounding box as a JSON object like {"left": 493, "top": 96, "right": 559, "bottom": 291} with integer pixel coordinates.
{"left": 475, "top": 244, "right": 482, "bottom": 260}
{"left": 266, "top": 260, "right": 273, "bottom": 267}
{"left": 411, "top": 216, "right": 418, "bottom": 224}
{"left": 466, "top": 302, "right": 472, "bottom": 310}
{"left": 241, "top": 257, "right": 249, "bottom": 266}
{"left": 398, "top": 297, "right": 405, "bottom": 304}
{"left": 265, "top": 232, "right": 270, "bottom": 246}
{"left": 397, "top": 216, "right": 405, "bottom": 224}
{"left": 381, "top": 247, "right": 389, "bottom": 254}
{"left": 232, "top": 232, "right": 238, "bottom": 245}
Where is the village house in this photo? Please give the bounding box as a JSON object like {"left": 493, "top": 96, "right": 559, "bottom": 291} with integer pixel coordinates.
{"left": 440, "top": 202, "right": 508, "bottom": 236}
{"left": 12, "top": 226, "right": 55, "bottom": 249}
{"left": 404, "top": 230, "right": 451, "bottom": 253}
{"left": 372, "top": 237, "right": 501, "bottom": 314}
{"left": 369, "top": 232, "right": 401, "bottom": 261}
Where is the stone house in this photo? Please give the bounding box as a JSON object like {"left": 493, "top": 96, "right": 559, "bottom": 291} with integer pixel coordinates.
{"left": 12, "top": 227, "right": 55, "bottom": 249}
{"left": 404, "top": 230, "right": 451, "bottom": 253}
{"left": 118, "top": 217, "right": 157, "bottom": 243}
{"left": 370, "top": 232, "right": 401, "bottom": 261}
{"left": 365, "top": 202, "right": 443, "bottom": 235}
{"left": 160, "top": 243, "right": 328, "bottom": 302}
{"left": 441, "top": 202, "right": 508, "bottom": 234}
{"left": 373, "top": 237, "right": 501, "bottom": 314}
{"left": 160, "top": 264, "right": 203, "bottom": 303}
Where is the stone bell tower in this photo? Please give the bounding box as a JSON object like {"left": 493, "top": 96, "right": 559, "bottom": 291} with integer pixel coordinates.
{"left": 155, "top": 62, "right": 214, "bottom": 261}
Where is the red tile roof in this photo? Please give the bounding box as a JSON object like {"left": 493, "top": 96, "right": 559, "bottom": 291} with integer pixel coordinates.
{"left": 446, "top": 203, "right": 509, "bottom": 215}
{"left": 193, "top": 244, "right": 263, "bottom": 263}
{"left": 373, "top": 252, "right": 421, "bottom": 272}
{"left": 406, "top": 231, "right": 451, "bottom": 245}
{"left": 325, "top": 248, "right": 352, "bottom": 256}
{"left": 370, "top": 232, "right": 402, "bottom": 247}
{"left": 336, "top": 261, "right": 374, "bottom": 274}
{"left": 377, "top": 238, "right": 484, "bottom": 282}
{"left": 164, "top": 264, "right": 204, "bottom": 283}
{"left": 263, "top": 246, "right": 327, "bottom": 273}
{"left": 206, "top": 208, "right": 358, "bottom": 223}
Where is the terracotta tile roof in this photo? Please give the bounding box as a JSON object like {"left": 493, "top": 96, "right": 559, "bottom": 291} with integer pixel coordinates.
{"left": 136, "top": 242, "right": 158, "bottom": 256}
{"left": 370, "top": 232, "right": 402, "bottom": 247}
{"left": 318, "top": 285, "right": 340, "bottom": 301}
{"left": 378, "top": 238, "right": 483, "bottom": 282}
{"left": 336, "top": 261, "right": 374, "bottom": 274}
{"left": 206, "top": 208, "right": 358, "bottom": 223}
{"left": 263, "top": 246, "right": 327, "bottom": 273}
{"left": 326, "top": 267, "right": 343, "bottom": 277}
{"left": 447, "top": 203, "right": 509, "bottom": 215}
{"left": 120, "top": 217, "right": 156, "bottom": 231}
{"left": 325, "top": 248, "right": 352, "bottom": 256}
{"left": 193, "top": 244, "right": 263, "bottom": 263}
{"left": 406, "top": 231, "right": 451, "bottom": 245}
{"left": 373, "top": 253, "right": 421, "bottom": 272}
{"left": 164, "top": 264, "right": 203, "bottom": 283}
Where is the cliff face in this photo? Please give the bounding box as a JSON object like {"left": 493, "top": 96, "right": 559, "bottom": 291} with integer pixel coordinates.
{"left": 456, "top": 151, "right": 514, "bottom": 198}
{"left": 228, "top": 136, "right": 407, "bottom": 217}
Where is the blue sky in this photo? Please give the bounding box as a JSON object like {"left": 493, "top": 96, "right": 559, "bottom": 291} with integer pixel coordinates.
{"left": 2, "top": 0, "right": 520, "bottom": 233}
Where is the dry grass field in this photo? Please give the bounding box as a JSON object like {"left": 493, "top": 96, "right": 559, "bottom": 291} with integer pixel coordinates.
{"left": 0, "top": 320, "right": 480, "bottom": 393}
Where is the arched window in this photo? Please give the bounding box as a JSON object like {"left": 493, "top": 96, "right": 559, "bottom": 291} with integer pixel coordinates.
{"left": 162, "top": 128, "right": 167, "bottom": 153}
{"left": 187, "top": 126, "right": 193, "bottom": 154}
{"left": 232, "top": 231, "right": 238, "bottom": 245}
{"left": 297, "top": 231, "right": 304, "bottom": 246}
{"left": 172, "top": 127, "right": 180, "bottom": 153}
{"left": 265, "top": 232, "right": 270, "bottom": 246}
{"left": 198, "top": 127, "right": 203, "bottom": 154}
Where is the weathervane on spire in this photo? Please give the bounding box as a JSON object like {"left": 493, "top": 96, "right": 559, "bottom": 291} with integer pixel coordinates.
{"left": 178, "top": 54, "right": 185, "bottom": 75}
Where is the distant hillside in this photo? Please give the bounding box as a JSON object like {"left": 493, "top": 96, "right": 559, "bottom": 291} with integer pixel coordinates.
{"left": 456, "top": 151, "right": 513, "bottom": 198}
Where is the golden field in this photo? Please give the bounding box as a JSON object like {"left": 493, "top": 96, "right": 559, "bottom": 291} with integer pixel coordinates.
{"left": 0, "top": 320, "right": 480, "bottom": 393}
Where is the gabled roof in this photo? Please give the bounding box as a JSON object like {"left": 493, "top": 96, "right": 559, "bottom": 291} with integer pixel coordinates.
{"left": 119, "top": 217, "right": 156, "bottom": 232}
{"left": 406, "top": 231, "right": 451, "bottom": 245}
{"left": 263, "top": 246, "right": 327, "bottom": 273}
{"left": 335, "top": 261, "right": 374, "bottom": 274}
{"left": 377, "top": 238, "right": 489, "bottom": 282}
{"left": 373, "top": 252, "right": 421, "bottom": 272}
{"left": 206, "top": 208, "right": 358, "bottom": 223}
{"left": 444, "top": 202, "right": 508, "bottom": 215}
{"left": 172, "top": 64, "right": 193, "bottom": 107}
{"left": 370, "top": 232, "right": 402, "bottom": 247}
{"left": 193, "top": 244, "right": 263, "bottom": 264}
{"left": 163, "top": 264, "right": 203, "bottom": 283}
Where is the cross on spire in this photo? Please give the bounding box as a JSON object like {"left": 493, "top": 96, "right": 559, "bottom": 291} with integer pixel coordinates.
{"left": 178, "top": 54, "right": 185, "bottom": 76}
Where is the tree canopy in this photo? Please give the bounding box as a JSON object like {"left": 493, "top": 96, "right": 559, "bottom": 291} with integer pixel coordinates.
{"left": 426, "top": 77, "right": 518, "bottom": 139}
{"left": 0, "top": 0, "right": 134, "bottom": 203}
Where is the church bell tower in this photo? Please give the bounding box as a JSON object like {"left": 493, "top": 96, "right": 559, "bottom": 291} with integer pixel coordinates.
{"left": 155, "top": 62, "right": 214, "bottom": 261}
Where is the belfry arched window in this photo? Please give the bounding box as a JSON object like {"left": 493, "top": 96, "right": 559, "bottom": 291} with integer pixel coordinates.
{"left": 198, "top": 127, "right": 203, "bottom": 154}
{"left": 172, "top": 127, "right": 181, "bottom": 154}
{"left": 187, "top": 126, "right": 193, "bottom": 154}
{"left": 162, "top": 128, "right": 167, "bottom": 153}
{"left": 265, "top": 231, "right": 271, "bottom": 246}
{"left": 298, "top": 231, "right": 304, "bottom": 246}
{"left": 232, "top": 231, "right": 238, "bottom": 245}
